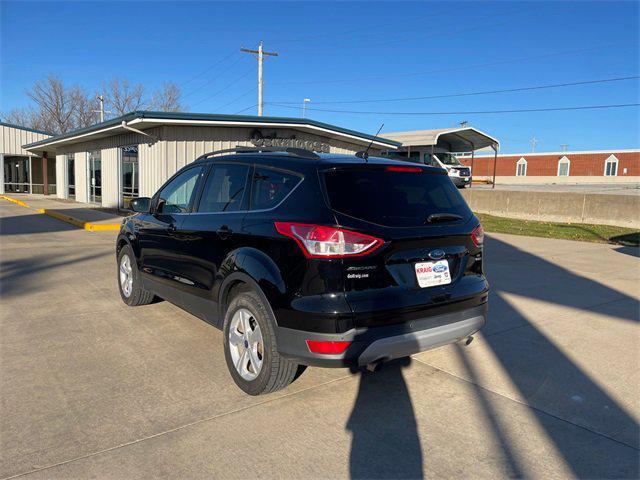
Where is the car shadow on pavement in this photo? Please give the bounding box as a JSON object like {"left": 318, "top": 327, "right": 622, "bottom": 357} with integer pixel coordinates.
{"left": 347, "top": 358, "right": 424, "bottom": 480}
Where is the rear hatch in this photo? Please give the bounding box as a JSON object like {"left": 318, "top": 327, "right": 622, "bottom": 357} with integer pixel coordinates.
{"left": 321, "top": 163, "right": 487, "bottom": 328}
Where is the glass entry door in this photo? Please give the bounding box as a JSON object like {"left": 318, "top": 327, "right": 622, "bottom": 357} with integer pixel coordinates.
{"left": 67, "top": 154, "right": 75, "bottom": 199}
{"left": 120, "top": 146, "right": 139, "bottom": 209}
{"left": 88, "top": 150, "right": 102, "bottom": 203}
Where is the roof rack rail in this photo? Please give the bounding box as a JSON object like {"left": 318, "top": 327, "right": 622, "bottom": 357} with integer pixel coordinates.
{"left": 195, "top": 146, "right": 321, "bottom": 162}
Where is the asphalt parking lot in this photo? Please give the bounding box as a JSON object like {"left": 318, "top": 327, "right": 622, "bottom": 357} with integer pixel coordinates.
{"left": 1, "top": 200, "right": 638, "bottom": 479}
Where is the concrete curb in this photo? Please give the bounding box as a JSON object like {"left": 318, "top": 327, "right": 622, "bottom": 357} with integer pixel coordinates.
{"left": 0, "top": 195, "right": 30, "bottom": 208}
{"left": 0, "top": 195, "right": 121, "bottom": 231}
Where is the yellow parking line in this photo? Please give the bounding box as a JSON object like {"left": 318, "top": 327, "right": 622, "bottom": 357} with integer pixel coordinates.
{"left": 0, "top": 195, "right": 120, "bottom": 231}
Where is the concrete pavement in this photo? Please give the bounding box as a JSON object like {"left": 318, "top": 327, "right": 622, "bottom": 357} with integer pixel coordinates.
{"left": 1, "top": 200, "right": 638, "bottom": 479}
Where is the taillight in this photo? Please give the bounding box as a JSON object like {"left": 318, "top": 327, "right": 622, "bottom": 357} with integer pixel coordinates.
{"left": 306, "top": 340, "right": 351, "bottom": 354}
{"left": 274, "top": 222, "right": 383, "bottom": 258}
{"left": 471, "top": 224, "right": 484, "bottom": 247}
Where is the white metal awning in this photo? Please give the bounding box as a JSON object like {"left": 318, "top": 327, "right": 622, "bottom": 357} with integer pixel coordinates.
{"left": 384, "top": 127, "right": 499, "bottom": 152}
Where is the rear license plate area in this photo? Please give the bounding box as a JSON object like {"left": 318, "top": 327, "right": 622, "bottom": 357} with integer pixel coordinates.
{"left": 415, "top": 260, "right": 451, "bottom": 288}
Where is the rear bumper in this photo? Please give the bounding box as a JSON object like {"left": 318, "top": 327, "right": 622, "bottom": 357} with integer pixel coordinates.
{"left": 276, "top": 303, "right": 487, "bottom": 367}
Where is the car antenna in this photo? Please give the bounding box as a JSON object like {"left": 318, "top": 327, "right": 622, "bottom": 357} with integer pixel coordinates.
{"left": 356, "top": 123, "right": 384, "bottom": 162}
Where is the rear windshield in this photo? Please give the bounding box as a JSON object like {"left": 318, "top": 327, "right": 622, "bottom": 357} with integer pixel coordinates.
{"left": 323, "top": 168, "right": 472, "bottom": 227}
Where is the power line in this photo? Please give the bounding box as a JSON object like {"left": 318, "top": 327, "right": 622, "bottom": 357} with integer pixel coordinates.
{"left": 266, "top": 102, "right": 640, "bottom": 116}
{"left": 233, "top": 104, "right": 259, "bottom": 115}
{"left": 271, "top": 44, "right": 622, "bottom": 86}
{"left": 271, "top": 7, "right": 452, "bottom": 48}
{"left": 190, "top": 68, "right": 255, "bottom": 108}
{"left": 271, "top": 75, "right": 640, "bottom": 105}
{"left": 215, "top": 87, "right": 257, "bottom": 112}
{"left": 180, "top": 50, "right": 238, "bottom": 89}
{"left": 276, "top": 7, "right": 528, "bottom": 56}
{"left": 182, "top": 55, "right": 247, "bottom": 99}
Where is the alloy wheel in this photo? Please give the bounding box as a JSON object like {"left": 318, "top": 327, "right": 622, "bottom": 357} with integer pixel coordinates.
{"left": 228, "top": 308, "right": 264, "bottom": 381}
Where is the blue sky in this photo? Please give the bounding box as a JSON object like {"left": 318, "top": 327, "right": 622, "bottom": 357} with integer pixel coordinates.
{"left": 1, "top": 1, "right": 638, "bottom": 153}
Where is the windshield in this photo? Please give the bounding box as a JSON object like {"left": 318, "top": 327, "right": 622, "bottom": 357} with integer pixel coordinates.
{"left": 323, "top": 167, "right": 472, "bottom": 227}
{"left": 434, "top": 153, "right": 462, "bottom": 166}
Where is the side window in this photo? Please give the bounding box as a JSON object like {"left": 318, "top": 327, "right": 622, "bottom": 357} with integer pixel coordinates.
{"left": 157, "top": 166, "right": 203, "bottom": 214}
{"left": 251, "top": 167, "right": 302, "bottom": 210}
{"left": 197, "top": 164, "right": 249, "bottom": 213}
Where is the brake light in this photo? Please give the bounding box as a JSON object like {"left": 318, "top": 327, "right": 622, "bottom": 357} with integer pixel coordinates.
{"left": 471, "top": 224, "right": 484, "bottom": 247}
{"left": 385, "top": 166, "right": 423, "bottom": 173}
{"left": 306, "top": 340, "right": 351, "bottom": 354}
{"left": 275, "top": 222, "right": 383, "bottom": 258}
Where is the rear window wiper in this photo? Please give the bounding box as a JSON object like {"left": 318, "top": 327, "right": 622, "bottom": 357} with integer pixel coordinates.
{"left": 425, "top": 213, "right": 463, "bottom": 223}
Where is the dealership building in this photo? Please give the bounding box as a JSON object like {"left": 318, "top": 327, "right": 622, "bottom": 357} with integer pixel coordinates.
{"left": 7, "top": 111, "right": 401, "bottom": 209}
{"left": 1, "top": 122, "right": 53, "bottom": 195}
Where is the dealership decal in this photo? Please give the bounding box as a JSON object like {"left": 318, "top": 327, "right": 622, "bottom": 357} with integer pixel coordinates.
{"left": 250, "top": 130, "right": 330, "bottom": 153}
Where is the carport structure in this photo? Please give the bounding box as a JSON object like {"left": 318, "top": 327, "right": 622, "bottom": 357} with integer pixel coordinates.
{"left": 384, "top": 127, "right": 500, "bottom": 187}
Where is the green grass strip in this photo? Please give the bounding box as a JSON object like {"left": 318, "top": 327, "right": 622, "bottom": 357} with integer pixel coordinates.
{"left": 477, "top": 213, "right": 640, "bottom": 246}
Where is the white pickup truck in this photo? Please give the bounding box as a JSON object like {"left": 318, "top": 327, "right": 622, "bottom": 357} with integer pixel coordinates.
{"left": 425, "top": 153, "right": 472, "bottom": 188}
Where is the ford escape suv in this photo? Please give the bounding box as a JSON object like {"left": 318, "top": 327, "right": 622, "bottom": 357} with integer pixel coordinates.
{"left": 116, "top": 147, "right": 488, "bottom": 395}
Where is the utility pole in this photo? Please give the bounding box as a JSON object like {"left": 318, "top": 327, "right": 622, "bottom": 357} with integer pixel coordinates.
{"left": 93, "top": 95, "right": 111, "bottom": 123}
{"left": 302, "top": 98, "right": 311, "bottom": 118}
{"left": 530, "top": 136, "right": 539, "bottom": 153}
{"left": 241, "top": 41, "right": 279, "bottom": 116}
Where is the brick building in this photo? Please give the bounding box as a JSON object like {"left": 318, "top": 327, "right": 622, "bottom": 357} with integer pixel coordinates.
{"left": 460, "top": 149, "right": 639, "bottom": 184}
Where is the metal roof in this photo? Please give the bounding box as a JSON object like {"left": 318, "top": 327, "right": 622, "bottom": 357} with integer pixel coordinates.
{"left": 23, "top": 111, "right": 401, "bottom": 152}
{"left": 384, "top": 127, "right": 499, "bottom": 152}
{"left": 0, "top": 121, "right": 52, "bottom": 136}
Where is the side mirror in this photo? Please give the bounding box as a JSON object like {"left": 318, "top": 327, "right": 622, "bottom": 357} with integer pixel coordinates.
{"left": 130, "top": 197, "right": 151, "bottom": 213}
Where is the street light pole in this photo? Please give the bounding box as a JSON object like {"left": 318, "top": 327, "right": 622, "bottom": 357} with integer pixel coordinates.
{"left": 302, "top": 98, "right": 311, "bottom": 118}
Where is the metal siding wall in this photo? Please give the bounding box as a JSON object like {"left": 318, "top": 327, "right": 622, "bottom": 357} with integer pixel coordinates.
{"left": 0, "top": 124, "right": 50, "bottom": 156}
{"left": 156, "top": 125, "right": 370, "bottom": 181}
{"left": 74, "top": 151, "right": 88, "bottom": 203}
{"left": 55, "top": 154, "right": 66, "bottom": 199}
{"left": 138, "top": 140, "right": 165, "bottom": 197}
{"left": 101, "top": 147, "right": 120, "bottom": 208}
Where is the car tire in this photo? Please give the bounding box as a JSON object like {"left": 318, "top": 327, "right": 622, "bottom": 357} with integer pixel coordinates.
{"left": 223, "top": 288, "right": 299, "bottom": 395}
{"left": 117, "top": 245, "right": 155, "bottom": 306}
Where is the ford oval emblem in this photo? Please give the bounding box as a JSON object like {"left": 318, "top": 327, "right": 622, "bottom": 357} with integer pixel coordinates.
{"left": 428, "top": 249, "right": 446, "bottom": 260}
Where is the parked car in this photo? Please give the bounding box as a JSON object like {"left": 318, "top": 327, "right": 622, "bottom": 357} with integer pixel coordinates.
{"left": 116, "top": 147, "right": 488, "bottom": 395}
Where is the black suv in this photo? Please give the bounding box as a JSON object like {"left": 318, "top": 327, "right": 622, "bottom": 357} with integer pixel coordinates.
{"left": 116, "top": 147, "right": 488, "bottom": 395}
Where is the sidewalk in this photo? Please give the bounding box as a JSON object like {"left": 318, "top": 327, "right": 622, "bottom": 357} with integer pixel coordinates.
{"left": 0, "top": 194, "right": 125, "bottom": 231}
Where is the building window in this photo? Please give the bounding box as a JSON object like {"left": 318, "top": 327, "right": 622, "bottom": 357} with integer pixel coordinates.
{"left": 604, "top": 154, "right": 618, "bottom": 176}
{"left": 516, "top": 157, "right": 527, "bottom": 176}
{"left": 557, "top": 156, "right": 570, "bottom": 176}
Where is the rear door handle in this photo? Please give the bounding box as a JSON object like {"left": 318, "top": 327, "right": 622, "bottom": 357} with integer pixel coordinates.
{"left": 217, "top": 225, "right": 233, "bottom": 239}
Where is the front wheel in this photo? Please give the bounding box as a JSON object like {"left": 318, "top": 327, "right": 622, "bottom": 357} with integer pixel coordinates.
{"left": 223, "top": 289, "right": 300, "bottom": 395}
{"left": 117, "top": 245, "right": 155, "bottom": 306}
